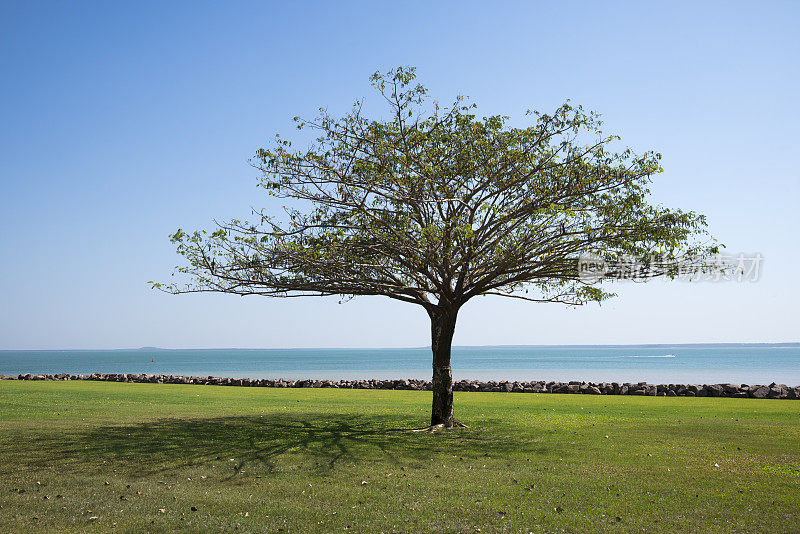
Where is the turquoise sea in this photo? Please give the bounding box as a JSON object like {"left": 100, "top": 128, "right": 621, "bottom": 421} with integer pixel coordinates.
{"left": 1, "top": 344, "right": 799, "bottom": 385}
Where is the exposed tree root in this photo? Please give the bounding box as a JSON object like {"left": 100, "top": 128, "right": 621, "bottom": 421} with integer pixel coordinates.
{"left": 406, "top": 419, "right": 469, "bottom": 433}
{"left": 408, "top": 424, "right": 446, "bottom": 433}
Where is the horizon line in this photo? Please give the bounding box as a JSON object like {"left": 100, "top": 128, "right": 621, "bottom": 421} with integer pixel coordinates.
{"left": 2, "top": 341, "right": 799, "bottom": 352}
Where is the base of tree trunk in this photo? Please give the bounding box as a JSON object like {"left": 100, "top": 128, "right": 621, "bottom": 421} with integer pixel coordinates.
{"left": 408, "top": 418, "right": 468, "bottom": 433}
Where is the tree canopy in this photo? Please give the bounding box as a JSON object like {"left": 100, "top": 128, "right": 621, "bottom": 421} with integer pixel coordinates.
{"left": 157, "top": 67, "right": 718, "bottom": 428}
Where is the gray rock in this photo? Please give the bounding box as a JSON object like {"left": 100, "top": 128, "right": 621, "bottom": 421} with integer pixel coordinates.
{"left": 719, "top": 385, "right": 736, "bottom": 396}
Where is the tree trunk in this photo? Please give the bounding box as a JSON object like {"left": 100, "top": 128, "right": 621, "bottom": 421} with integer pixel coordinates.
{"left": 429, "top": 308, "right": 459, "bottom": 427}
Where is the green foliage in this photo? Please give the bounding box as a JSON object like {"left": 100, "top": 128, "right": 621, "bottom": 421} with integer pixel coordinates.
{"left": 159, "top": 67, "right": 717, "bottom": 311}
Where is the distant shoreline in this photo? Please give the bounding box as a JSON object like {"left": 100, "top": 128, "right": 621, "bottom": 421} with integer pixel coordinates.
{"left": 3, "top": 372, "right": 799, "bottom": 399}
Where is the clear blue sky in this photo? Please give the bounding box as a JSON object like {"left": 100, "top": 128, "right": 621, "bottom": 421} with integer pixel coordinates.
{"left": 1, "top": 1, "right": 798, "bottom": 349}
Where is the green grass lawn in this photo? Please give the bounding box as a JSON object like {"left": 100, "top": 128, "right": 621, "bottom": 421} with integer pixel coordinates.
{"left": 0, "top": 381, "right": 798, "bottom": 533}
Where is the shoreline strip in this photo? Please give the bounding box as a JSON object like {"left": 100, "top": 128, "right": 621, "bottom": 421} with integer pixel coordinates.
{"left": 2, "top": 372, "right": 799, "bottom": 399}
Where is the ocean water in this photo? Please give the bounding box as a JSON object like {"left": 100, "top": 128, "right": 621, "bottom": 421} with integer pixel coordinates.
{"left": 1, "top": 344, "right": 799, "bottom": 385}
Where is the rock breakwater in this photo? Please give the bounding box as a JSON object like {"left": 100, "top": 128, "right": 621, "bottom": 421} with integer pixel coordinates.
{"left": 2, "top": 373, "right": 799, "bottom": 399}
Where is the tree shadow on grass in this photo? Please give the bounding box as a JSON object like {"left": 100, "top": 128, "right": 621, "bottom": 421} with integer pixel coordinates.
{"left": 25, "top": 413, "right": 541, "bottom": 478}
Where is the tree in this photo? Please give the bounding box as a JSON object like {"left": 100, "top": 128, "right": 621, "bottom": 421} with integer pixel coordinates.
{"left": 157, "top": 67, "right": 718, "bottom": 429}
